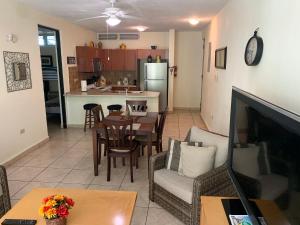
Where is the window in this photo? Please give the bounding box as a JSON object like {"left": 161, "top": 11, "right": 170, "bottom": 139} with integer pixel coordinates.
{"left": 47, "top": 36, "right": 56, "bottom": 45}
{"left": 38, "top": 36, "right": 45, "bottom": 46}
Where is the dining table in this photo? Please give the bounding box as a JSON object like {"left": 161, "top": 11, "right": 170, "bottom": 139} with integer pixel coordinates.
{"left": 0, "top": 188, "right": 137, "bottom": 225}
{"left": 92, "top": 111, "right": 159, "bottom": 176}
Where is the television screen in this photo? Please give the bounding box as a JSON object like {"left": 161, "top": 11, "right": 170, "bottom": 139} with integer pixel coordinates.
{"left": 229, "top": 87, "right": 300, "bottom": 225}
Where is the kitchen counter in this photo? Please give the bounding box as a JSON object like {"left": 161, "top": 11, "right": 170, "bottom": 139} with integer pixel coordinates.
{"left": 65, "top": 89, "right": 160, "bottom": 126}
{"left": 65, "top": 89, "right": 159, "bottom": 98}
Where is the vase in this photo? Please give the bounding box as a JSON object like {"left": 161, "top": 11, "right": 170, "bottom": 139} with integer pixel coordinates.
{"left": 45, "top": 217, "right": 67, "bottom": 225}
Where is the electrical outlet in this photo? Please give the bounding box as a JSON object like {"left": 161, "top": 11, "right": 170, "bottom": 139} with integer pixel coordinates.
{"left": 210, "top": 113, "right": 214, "bottom": 120}
{"left": 20, "top": 128, "right": 25, "bottom": 134}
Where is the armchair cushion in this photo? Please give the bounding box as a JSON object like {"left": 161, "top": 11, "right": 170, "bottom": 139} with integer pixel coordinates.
{"left": 166, "top": 138, "right": 202, "bottom": 172}
{"left": 154, "top": 169, "right": 194, "bottom": 204}
{"left": 189, "top": 126, "right": 228, "bottom": 168}
{"left": 181, "top": 145, "right": 216, "bottom": 178}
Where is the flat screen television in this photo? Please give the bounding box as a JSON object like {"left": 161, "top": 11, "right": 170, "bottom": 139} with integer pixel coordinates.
{"left": 228, "top": 87, "right": 300, "bottom": 225}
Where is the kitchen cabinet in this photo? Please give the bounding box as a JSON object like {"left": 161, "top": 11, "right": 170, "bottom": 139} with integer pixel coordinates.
{"left": 76, "top": 46, "right": 168, "bottom": 73}
{"left": 98, "top": 49, "right": 111, "bottom": 71}
{"left": 76, "top": 46, "right": 97, "bottom": 73}
{"left": 124, "top": 50, "right": 137, "bottom": 71}
{"left": 110, "top": 49, "right": 125, "bottom": 71}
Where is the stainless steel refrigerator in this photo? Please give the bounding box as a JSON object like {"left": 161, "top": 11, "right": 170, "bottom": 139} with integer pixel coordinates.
{"left": 139, "top": 59, "right": 168, "bottom": 111}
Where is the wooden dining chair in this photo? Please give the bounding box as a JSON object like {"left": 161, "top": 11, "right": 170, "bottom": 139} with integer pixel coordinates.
{"left": 91, "top": 105, "right": 105, "bottom": 175}
{"left": 103, "top": 117, "right": 139, "bottom": 183}
{"left": 126, "top": 100, "right": 147, "bottom": 112}
{"left": 0, "top": 166, "right": 11, "bottom": 218}
{"left": 135, "top": 110, "right": 167, "bottom": 157}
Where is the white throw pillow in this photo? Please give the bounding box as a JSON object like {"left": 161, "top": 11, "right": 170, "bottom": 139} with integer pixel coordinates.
{"left": 189, "top": 126, "right": 228, "bottom": 168}
{"left": 233, "top": 145, "right": 260, "bottom": 179}
{"left": 180, "top": 145, "right": 216, "bottom": 178}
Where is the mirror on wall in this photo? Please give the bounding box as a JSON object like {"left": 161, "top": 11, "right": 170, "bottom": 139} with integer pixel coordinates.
{"left": 13, "top": 62, "right": 27, "bottom": 80}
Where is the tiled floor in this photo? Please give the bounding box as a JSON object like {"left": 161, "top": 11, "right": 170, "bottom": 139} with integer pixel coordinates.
{"left": 5, "top": 110, "right": 206, "bottom": 225}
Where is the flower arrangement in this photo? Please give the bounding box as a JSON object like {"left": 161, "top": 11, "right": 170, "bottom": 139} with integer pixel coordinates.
{"left": 39, "top": 195, "right": 75, "bottom": 222}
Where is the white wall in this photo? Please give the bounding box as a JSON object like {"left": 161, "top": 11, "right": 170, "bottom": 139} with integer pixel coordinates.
{"left": 201, "top": 0, "right": 300, "bottom": 135}
{"left": 0, "top": 0, "right": 96, "bottom": 164}
{"left": 99, "top": 32, "right": 169, "bottom": 49}
{"left": 174, "top": 31, "right": 203, "bottom": 109}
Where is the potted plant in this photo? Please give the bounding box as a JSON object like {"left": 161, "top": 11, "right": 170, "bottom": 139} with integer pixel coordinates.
{"left": 39, "top": 195, "right": 75, "bottom": 225}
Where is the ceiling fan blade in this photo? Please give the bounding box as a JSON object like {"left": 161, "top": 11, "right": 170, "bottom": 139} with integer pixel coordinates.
{"left": 77, "top": 15, "right": 108, "bottom": 22}
{"left": 120, "top": 14, "right": 140, "bottom": 20}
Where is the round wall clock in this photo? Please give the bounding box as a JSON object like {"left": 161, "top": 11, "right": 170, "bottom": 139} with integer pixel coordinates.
{"left": 244, "top": 30, "right": 264, "bottom": 66}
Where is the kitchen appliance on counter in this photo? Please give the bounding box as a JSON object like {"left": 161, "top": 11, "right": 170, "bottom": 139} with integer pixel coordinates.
{"left": 138, "top": 59, "right": 168, "bottom": 111}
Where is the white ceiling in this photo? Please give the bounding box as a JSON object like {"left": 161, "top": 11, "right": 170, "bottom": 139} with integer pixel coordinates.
{"left": 17, "top": 0, "right": 228, "bottom": 32}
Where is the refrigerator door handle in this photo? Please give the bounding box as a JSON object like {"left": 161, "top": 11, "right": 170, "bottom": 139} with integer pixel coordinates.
{"left": 144, "top": 64, "right": 147, "bottom": 80}
{"left": 145, "top": 80, "right": 147, "bottom": 90}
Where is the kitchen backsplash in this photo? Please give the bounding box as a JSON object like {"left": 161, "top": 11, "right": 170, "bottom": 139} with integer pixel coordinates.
{"left": 102, "top": 71, "right": 137, "bottom": 85}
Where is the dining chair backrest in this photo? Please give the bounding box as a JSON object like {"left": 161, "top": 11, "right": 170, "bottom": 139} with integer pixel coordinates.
{"left": 103, "top": 117, "right": 134, "bottom": 149}
{"left": 0, "top": 166, "right": 11, "bottom": 218}
{"left": 91, "top": 105, "right": 105, "bottom": 126}
{"left": 157, "top": 110, "right": 167, "bottom": 138}
{"left": 126, "top": 100, "right": 147, "bottom": 112}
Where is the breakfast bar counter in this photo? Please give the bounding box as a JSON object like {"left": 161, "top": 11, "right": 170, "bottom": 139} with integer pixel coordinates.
{"left": 65, "top": 90, "right": 160, "bottom": 126}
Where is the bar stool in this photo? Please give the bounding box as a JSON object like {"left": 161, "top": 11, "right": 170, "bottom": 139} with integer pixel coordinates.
{"left": 83, "top": 103, "right": 98, "bottom": 132}
{"left": 107, "top": 104, "right": 122, "bottom": 113}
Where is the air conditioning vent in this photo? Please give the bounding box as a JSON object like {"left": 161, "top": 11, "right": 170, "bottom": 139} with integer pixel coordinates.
{"left": 120, "top": 33, "right": 140, "bottom": 40}
{"left": 97, "top": 33, "right": 118, "bottom": 40}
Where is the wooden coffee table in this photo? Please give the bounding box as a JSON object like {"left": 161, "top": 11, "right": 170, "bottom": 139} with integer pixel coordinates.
{"left": 0, "top": 188, "right": 137, "bottom": 225}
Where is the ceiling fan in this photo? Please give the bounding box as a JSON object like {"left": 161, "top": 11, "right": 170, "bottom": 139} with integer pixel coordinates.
{"left": 77, "top": 0, "right": 137, "bottom": 26}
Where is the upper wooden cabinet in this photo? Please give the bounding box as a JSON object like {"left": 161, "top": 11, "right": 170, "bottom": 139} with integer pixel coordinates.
{"left": 124, "top": 50, "right": 137, "bottom": 71}
{"left": 76, "top": 46, "right": 98, "bottom": 73}
{"left": 110, "top": 49, "right": 125, "bottom": 71}
{"left": 98, "top": 49, "right": 111, "bottom": 71}
{"left": 76, "top": 47, "right": 167, "bottom": 72}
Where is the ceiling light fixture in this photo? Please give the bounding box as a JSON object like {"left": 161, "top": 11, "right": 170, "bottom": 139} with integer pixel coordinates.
{"left": 106, "top": 16, "right": 121, "bottom": 27}
{"left": 188, "top": 18, "right": 200, "bottom": 26}
{"left": 135, "top": 26, "right": 148, "bottom": 32}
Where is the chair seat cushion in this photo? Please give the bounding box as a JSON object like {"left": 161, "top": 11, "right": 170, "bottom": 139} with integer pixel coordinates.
{"left": 83, "top": 103, "right": 98, "bottom": 110}
{"left": 134, "top": 133, "right": 157, "bottom": 142}
{"left": 111, "top": 148, "right": 131, "bottom": 153}
{"left": 107, "top": 104, "right": 122, "bottom": 111}
{"left": 154, "top": 169, "right": 194, "bottom": 204}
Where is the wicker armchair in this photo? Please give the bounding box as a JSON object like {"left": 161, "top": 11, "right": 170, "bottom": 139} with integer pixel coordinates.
{"left": 149, "top": 152, "right": 237, "bottom": 225}
{"left": 0, "top": 166, "right": 11, "bottom": 218}
{"left": 149, "top": 127, "right": 238, "bottom": 225}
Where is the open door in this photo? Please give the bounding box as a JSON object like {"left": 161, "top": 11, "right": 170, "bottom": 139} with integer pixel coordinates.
{"left": 38, "top": 25, "right": 67, "bottom": 132}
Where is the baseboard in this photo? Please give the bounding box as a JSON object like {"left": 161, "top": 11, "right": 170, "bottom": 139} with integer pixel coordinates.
{"left": 3, "top": 137, "right": 50, "bottom": 167}
{"left": 174, "top": 107, "right": 201, "bottom": 111}
{"left": 67, "top": 124, "right": 84, "bottom": 128}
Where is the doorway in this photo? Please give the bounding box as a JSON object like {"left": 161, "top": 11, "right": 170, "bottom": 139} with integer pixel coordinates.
{"left": 38, "top": 25, "right": 67, "bottom": 132}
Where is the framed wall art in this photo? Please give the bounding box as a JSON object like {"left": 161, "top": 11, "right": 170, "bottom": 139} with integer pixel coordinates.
{"left": 3, "top": 51, "right": 32, "bottom": 92}
{"left": 41, "top": 55, "right": 53, "bottom": 67}
{"left": 67, "top": 56, "right": 76, "bottom": 65}
{"left": 215, "top": 47, "right": 227, "bottom": 69}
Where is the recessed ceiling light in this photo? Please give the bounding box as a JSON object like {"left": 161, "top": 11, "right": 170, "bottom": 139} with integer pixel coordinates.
{"left": 135, "top": 26, "right": 148, "bottom": 32}
{"left": 188, "top": 18, "right": 200, "bottom": 26}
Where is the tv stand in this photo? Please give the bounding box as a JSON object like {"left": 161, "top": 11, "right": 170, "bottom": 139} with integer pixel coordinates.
{"left": 200, "top": 196, "right": 290, "bottom": 225}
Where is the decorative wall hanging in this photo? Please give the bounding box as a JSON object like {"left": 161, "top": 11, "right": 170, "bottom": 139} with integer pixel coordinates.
{"left": 67, "top": 56, "right": 76, "bottom": 65}
{"left": 3, "top": 51, "right": 32, "bottom": 92}
{"left": 245, "top": 28, "right": 264, "bottom": 66}
{"left": 41, "top": 55, "right": 53, "bottom": 67}
{"left": 215, "top": 47, "right": 227, "bottom": 69}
